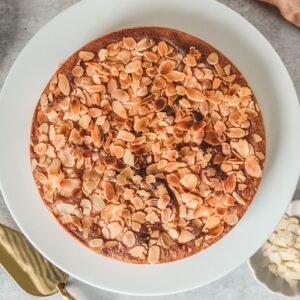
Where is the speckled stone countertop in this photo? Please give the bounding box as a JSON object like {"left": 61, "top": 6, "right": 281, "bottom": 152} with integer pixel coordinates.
{"left": 0, "top": 1, "right": 299, "bottom": 299}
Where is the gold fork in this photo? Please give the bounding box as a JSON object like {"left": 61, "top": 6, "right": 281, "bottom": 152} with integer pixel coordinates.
{"left": 0, "top": 223, "right": 75, "bottom": 299}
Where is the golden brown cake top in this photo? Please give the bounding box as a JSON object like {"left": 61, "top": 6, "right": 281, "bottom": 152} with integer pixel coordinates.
{"left": 30, "top": 27, "right": 265, "bottom": 264}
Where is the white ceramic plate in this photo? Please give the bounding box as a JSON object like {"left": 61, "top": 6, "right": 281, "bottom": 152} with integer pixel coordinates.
{"left": 0, "top": 0, "right": 299, "bottom": 296}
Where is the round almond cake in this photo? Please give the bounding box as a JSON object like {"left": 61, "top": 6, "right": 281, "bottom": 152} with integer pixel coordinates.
{"left": 30, "top": 27, "right": 265, "bottom": 264}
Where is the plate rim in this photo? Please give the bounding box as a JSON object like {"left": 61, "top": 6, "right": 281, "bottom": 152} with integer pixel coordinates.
{"left": 0, "top": 0, "right": 300, "bottom": 296}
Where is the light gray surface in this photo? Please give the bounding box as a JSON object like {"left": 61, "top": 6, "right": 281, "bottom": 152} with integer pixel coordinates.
{"left": 0, "top": 0, "right": 299, "bottom": 299}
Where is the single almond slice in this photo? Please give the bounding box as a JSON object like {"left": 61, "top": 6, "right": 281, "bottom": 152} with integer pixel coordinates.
{"left": 128, "top": 246, "right": 146, "bottom": 259}
{"left": 117, "top": 130, "right": 135, "bottom": 142}
{"left": 147, "top": 245, "right": 160, "bottom": 264}
{"left": 91, "top": 193, "right": 105, "bottom": 212}
{"left": 223, "top": 174, "right": 236, "bottom": 194}
{"left": 33, "top": 143, "right": 47, "bottom": 156}
{"left": 125, "top": 60, "right": 142, "bottom": 73}
{"left": 79, "top": 51, "right": 94, "bottom": 61}
{"left": 72, "top": 66, "right": 84, "bottom": 77}
{"left": 207, "top": 52, "right": 219, "bottom": 65}
{"left": 112, "top": 89, "right": 129, "bottom": 102}
{"left": 180, "top": 174, "right": 198, "bottom": 190}
{"left": 157, "top": 195, "right": 170, "bottom": 210}
{"left": 89, "top": 239, "right": 103, "bottom": 248}
{"left": 107, "top": 222, "right": 122, "bottom": 239}
{"left": 58, "top": 74, "right": 70, "bottom": 96}
{"left": 226, "top": 128, "right": 246, "bottom": 138}
{"left": 178, "top": 231, "right": 195, "bottom": 244}
{"left": 245, "top": 156, "right": 262, "bottom": 178}
{"left": 79, "top": 115, "right": 91, "bottom": 129}
{"left": 159, "top": 60, "right": 176, "bottom": 75}
{"left": 186, "top": 88, "right": 206, "bottom": 102}
{"left": 122, "top": 231, "right": 136, "bottom": 248}
{"left": 102, "top": 181, "right": 115, "bottom": 201}
{"left": 153, "top": 97, "right": 167, "bottom": 112}
{"left": 112, "top": 101, "right": 128, "bottom": 119}
{"left": 134, "top": 117, "right": 149, "bottom": 132}
{"left": 157, "top": 41, "right": 168, "bottom": 56}
{"left": 203, "top": 216, "right": 221, "bottom": 231}
{"left": 166, "top": 174, "right": 181, "bottom": 187}
{"left": 224, "top": 213, "right": 239, "bottom": 226}
{"left": 123, "top": 37, "right": 136, "bottom": 50}
{"left": 91, "top": 125, "right": 102, "bottom": 147}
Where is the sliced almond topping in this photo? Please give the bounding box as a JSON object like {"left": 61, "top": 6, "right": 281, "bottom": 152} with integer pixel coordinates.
{"left": 158, "top": 41, "right": 168, "bottom": 56}
{"left": 69, "top": 128, "right": 82, "bottom": 144}
{"left": 132, "top": 211, "right": 146, "bottom": 224}
{"left": 131, "top": 196, "right": 144, "bottom": 210}
{"left": 210, "top": 225, "right": 224, "bottom": 237}
{"left": 159, "top": 60, "right": 176, "bottom": 75}
{"left": 91, "top": 193, "right": 105, "bottom": 212}
{"left": 79, "top": 115, "right": 91, "bottom": 129}
{"left": 112, "top": 89, "right": 129, "bottom": 102}
{"left": 80, "top": 199, "right": 92, "bottom": 215}
{"left": 235, "top": 139, "right": 249, "bottom": 158}
{"left": 60, "top": 178, "right": 81, "bottom": 197}
{"left": 204, "top": 131, "right": 220, "bottom": 145}
{"left": 98, "top": 48, "right": 108, "bottom": 61}
{"left": 102, "top": 181, "right": 115, "bottom": 201}
{"left": 203, "top": 216, "right": 221, "bottom": 231}
{"left": 153, "top": 97, "right": 167, "bottom": 112}
{"left": 123, "top": 37, "right": 136, "bottom": 50}
{"left": 168, "top": 229, "right": 179, "bottom": 240}
{"left": 226, "top": 128, "right": 246, "bottom": 138}
{"left": 79, "top": 51, "right": 94, "bottom": 61}
{"left": 107, "top": 222, "right": 122, "bottom": 239}
{"left": 239, "top": 87, "right": 252, "bottom": 97}
{"left": 186, "top": 88, "right": 205, "bottom": 102}
{"left": 122, "top": 231, "right": 136, "bottom": 248}
{"left": 58, "top": 74, "right": 70, "bottom": 96}
{"left": 113, "top": 145, "right": 124, "bottom": 159}
{"left": 252, "top": 134, "right": 263, "bottom": 143}
{"left": 123, "top": 149, "right": 134, "bottom": 167}
{"left": 134, "top": 117, "right": 149, "bottom": 132}
{"left": 158, "top": 194, "right": 170, "bottom": 210}
{"left": 89, "top": 239, "right": 103, "bottom": 248}
{"left": 165, "top": 70, "right": 186, "bottom": 82}
{"left": 125, "top": 60, "right": 142, "bottom": 73}
{"left": 224, "top": 213, "right": 239, "bottom": 226}
{"left": 223, "top": 174, "right": 236, "bottom": 194}
{"left": 128, "top": 246, "right": 146, "bottom": 259}
{"left": 178, "top": 231, "right": 195, "bottom": 244}
{"left": 232, "top": 191, "right": 247, "bottom": 205}
{"left": 160, "top": 232, "right": 173, "bottom": 248}
{"left": 245, "top": 156, "right": 262, "bottom": 178}
{"left": 182, "top": 193, "right": 202, "bottom": 205}
{"left": 148, "top": 245, "right": 160, "bottom": 264}
{"left": 112, "top": 101, "right": 128, "bottom": 119}
{"left": 91, "top": 125, "right": 102, "bottom": 147}
{"left": 166, "top": 174, "right": 181, "bottom": 187}
{"left": 53, "top": 202, "right": 77, "bottom": 216}
{"left": 33, "top": 143, "right": 47, "bottom": 156}
{"left": 117, "top": 50, "right": 132, "bottom": 64}
{"left": 144, "top": 51, "right": 158, "bottom": 62}
{"left": 72, "top": 66, "right": 84, "bottom": 77}
{"left": 180, "top": 174, "right": 198, "bottom": 190}
{"left": 31, "top": 36, "right": 264, "bottom": 263}
{"left": 207, "top": 52, "right": 219, "bottom": 65}
{"left": 117, "top": 130, "right": 135, "bottom": 142}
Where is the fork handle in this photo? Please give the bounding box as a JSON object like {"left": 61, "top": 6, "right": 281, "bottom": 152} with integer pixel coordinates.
{"left": 57, "top": 282, "right": 76, "bottom": 300}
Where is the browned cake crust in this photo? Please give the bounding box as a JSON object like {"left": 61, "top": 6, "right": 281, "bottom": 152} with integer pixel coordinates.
{"left": 30, "top": 27, "right": 265, "bottom": 264}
